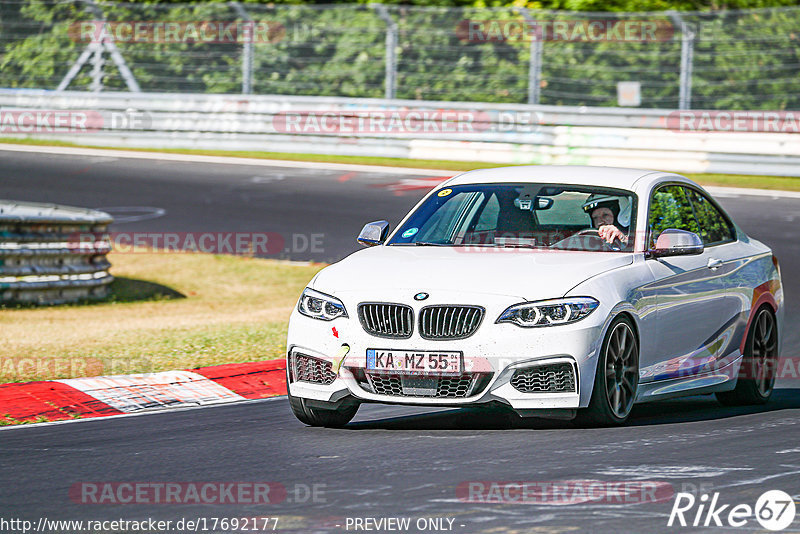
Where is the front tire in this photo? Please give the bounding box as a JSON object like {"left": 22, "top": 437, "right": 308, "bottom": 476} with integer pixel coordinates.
{"left": 286, "top": 364, "right": 359, "bottom": 427}
{"left": 576, "top": 316, "right": 639, "bottom": 427}
{"left": 716, "top": 306, "right": 778, "bottom": 406}
{"left": 287, "top": 377, "right": 359, "bottom": 427}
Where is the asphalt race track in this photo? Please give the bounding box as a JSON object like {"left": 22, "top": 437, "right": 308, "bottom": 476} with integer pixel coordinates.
{"left": 2, "top": 148, "right": 799, "bottom": 533}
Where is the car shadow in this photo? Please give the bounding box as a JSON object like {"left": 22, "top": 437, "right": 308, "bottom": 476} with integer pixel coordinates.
{"left": 109, "top": 277, "right": 186, "bottom": 302}
{"left": 344, "top": 388, "right": 800, "bottom": 431}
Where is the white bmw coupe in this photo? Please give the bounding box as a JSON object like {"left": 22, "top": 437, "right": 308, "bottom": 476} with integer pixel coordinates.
{"left": 286, "top": 166, "right": 784, "bottom": 426}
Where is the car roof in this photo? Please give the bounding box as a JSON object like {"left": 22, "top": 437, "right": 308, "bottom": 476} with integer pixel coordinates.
{"left": 444, "top": 165, "right": 695, "bottom": 192}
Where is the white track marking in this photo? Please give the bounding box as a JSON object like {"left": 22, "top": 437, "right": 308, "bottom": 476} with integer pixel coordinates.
{"left": 0, "top": 143, "right": 454, "bottom": 176}
{"left": 0, "top": 396, "right": 287, "bottom": 432}
{"left": 595, "top": 466, "right": 753, "bottom": 479}
{"left": 250, "top": 174, "right": 285, "bottom": 183}
{"left": 711, "top": 465, "right": 800, "bottom": 491}
{"left": 94, "top": 206, "right": 166, "bottom": 223}
{"left": 57, "top": 370, "right": 244, "bottom": 412}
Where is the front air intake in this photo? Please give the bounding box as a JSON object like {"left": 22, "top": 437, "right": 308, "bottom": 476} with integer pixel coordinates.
{"left": 510, "top": 362, "right": 576, "bottom": 393}
{"left": 293, "top": 353, "right": 337, "bottom": 385}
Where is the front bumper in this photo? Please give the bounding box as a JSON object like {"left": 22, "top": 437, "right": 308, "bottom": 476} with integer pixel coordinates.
{"left": 286, "top": 292, "right": 608, "bottom": 411}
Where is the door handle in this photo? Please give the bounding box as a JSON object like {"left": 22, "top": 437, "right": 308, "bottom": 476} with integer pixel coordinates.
{"left": 707, "top": 258, "right": 723, "bottom": 270}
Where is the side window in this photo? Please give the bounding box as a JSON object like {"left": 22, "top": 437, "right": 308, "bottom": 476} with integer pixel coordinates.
{"left": 473, "top": 194, "right": 500, "bottom": 232}
{"left": 417, "top": 191, "right": 484, "bottom": 243}
{"left": 648, "top": 185, "right": 700, "bottom": 248}
{"left": 686, "top": 189, "right": 736, "bottom": 245}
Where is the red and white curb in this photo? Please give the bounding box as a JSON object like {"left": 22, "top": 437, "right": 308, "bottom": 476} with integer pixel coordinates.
{"left": 0, "top": 360, "right": 286, "bottom": 425}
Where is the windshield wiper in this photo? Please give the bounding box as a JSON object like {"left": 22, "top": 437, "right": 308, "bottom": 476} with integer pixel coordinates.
{"left": 414, "top": 241, "right": 449, "bottom": 246}
{"left": 497, "top": 243, "right": 539, "bottom": 249}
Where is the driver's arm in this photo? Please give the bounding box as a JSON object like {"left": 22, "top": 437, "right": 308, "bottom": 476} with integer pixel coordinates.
{"left": 597, "top": 225, "right": 628, "bottom": 245}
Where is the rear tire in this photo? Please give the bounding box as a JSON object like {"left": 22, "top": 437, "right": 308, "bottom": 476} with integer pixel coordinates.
{"left": 716, "top": 306, "right": 778, "bottom": 406}
{"left": 576, "top": 316, "right": 639, "bottom": 427}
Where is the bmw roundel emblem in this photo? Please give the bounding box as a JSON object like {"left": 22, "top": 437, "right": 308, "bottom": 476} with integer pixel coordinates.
{"left": 414, "top": 292, "right": 429, "bottom": 301}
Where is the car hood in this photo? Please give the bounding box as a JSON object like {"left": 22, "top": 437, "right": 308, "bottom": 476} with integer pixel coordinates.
{"left": 312, "top": 246, "right": 633, "bottom": 301}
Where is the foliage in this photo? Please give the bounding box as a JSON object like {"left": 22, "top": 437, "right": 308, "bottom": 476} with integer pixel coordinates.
{"left": 0, "top": 1, "right": 798, "bottom": 109}
{"left": 648, "top": 185, "right": 733, "bottom": 246}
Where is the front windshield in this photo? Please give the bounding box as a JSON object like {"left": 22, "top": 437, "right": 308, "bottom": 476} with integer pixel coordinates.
{"left": 387, "top": 183, "right": 637, "bottom": 252}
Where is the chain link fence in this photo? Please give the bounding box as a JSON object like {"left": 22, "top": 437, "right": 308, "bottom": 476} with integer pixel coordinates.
{"left": 0, "top": 0, "right": 798, "bottom": 110}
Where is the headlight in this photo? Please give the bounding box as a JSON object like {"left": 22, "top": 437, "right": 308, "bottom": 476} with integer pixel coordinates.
{"left": 298, "top": 288, "right": 348, "bottom": 321}
{"left": 497, "top": 297, "right": 599, "bottom": 327}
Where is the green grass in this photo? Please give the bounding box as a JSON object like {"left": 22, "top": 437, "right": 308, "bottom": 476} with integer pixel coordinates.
{"left": 0, "top": 415, "right": 50, "bottom": 426}
{"left": 0, "top": 137, "right": 492, "bottom": 171}
{"left": 0, "top": 251, "right": 324, "bottom": 383}
{"left": 682, "top": 173, "right": 800, "bottom": 191}
{"left": 3, "top": 137, "right": 798, "bottom": 190}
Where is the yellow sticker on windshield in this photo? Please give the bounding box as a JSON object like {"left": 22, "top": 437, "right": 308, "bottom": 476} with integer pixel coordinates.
{"left": 437, "top": 189, "right": 452, "bottom": 197}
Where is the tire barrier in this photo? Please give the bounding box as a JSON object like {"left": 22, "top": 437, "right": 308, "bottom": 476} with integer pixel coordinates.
{"left": 0, "top": 200, "right": 113, "bottom": 305}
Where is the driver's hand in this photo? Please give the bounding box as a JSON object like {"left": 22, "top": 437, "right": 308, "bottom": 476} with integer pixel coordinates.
{"left": 597, "top": 225, "right": 628, "bottom": 245}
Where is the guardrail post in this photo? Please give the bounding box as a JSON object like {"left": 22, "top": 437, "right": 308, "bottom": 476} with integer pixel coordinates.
{"left": 371, "top": 4, "right": 398, "bottom": 100}
{"left": 670, "top": 11, "right": 695, "bottom": 110}
{"left": 517, "top": 8, "right": 543, "bottom": 105}
{"left": 90, "top": 42, "right": 105, "bottom": 92}
{"left": 58, "top": 0, "right": 141, "bottom": 92}
{"left": 230, "top": 2, "right": 254, "bottom": 95}
{"left": 83, "top": 0, "right": 141, "bottom": 92}
{"left": 57, "top": 43, "right": 97, "bottom": 92}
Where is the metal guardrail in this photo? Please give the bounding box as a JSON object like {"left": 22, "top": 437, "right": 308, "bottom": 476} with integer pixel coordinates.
{"left": 0, "top": 90, "right": 682, "bottom": 129}
{"left": 0, "top": 201, "right": 113, "bottom": 305}
{"left": 1, "top": 90, "right": 799, "bottom": 177}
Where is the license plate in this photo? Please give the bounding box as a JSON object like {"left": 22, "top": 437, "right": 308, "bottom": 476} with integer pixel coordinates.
{"left": 366, "top": 349, "right": 462, "bottom": 375}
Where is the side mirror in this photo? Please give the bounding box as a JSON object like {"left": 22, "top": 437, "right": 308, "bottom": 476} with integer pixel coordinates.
{"left": 357, "top": 220, "right": 390, "bottom": 247}
{"left": 648, "top": 229, "right": 704, "bottom": 258}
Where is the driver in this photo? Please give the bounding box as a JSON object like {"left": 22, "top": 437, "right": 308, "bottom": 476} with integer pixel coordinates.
{"left": 582, "top": 194, "right": 631, "bottom": 246}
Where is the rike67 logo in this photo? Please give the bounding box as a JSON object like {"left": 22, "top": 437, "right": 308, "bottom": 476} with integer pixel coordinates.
{"left": 668, "top": 490, "right": 796, "bottom": 531}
